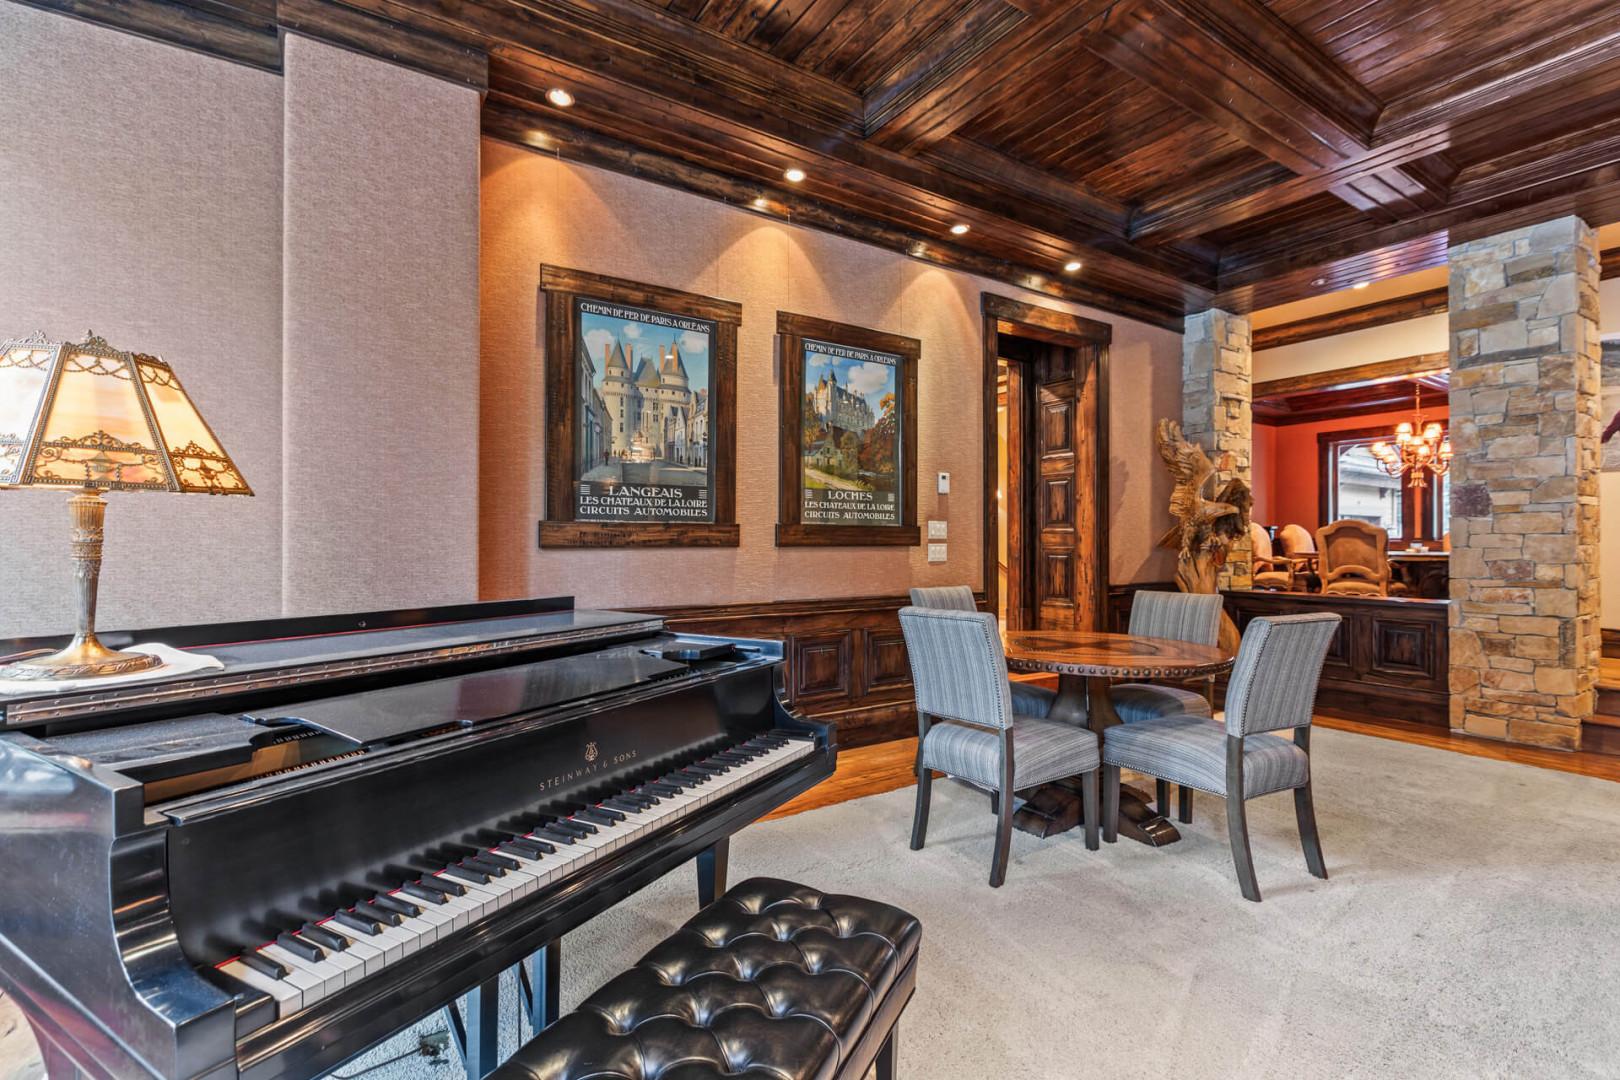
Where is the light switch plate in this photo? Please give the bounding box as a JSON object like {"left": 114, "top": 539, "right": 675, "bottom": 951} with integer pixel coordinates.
{"left": 937, "top": 471, "right": 950, "bottom": 494}
{"left": 927, "top": 519, "right": 947, "bottom": 540}
{"left": 927, "top": 543, "right": 947, "bottom": 563}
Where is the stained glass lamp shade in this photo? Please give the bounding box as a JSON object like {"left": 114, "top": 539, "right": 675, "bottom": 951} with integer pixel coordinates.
{"left": 0, "top": 331, "right": 251, "bottom": 680}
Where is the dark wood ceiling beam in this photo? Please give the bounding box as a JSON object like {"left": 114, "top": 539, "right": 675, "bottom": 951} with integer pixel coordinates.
{"left": 1254, "top": 353, "right": 1450, "bottom": 400}
{"left": 490, "top": 47, "right": 1212, "bottom": 292}
{"left": 1086, "top": 0, "right": 1454, "bottom": 226}
{"left": 13, "top": 0, "right": 282, "bottom": 70}
{"left": 860, "top": 1, "right": 1115, "bottom": 152}
{"left": 1252, "top": 289, "right": 1449, "bottom": 351}
{"left": 278, "top": 0, "right": 486, "bottom": 88}
{"left": 482, "top": 97, "right": 1191, "bottom": 329}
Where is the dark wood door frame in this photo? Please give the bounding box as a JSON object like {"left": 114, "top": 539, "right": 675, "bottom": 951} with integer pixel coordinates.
{"left": 981, "top": 293, "right": 1112, "bottom": 630}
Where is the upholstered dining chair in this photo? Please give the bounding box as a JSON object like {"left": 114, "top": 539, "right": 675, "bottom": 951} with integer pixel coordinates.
{"left": 1277, "top": 523, "right": 1320, "bottom": 590}
{"left": 1101, "top": 612, "right": 1341, "bottom": 902}
{"left": 907, "top": 586, "right": 1057, "bottom": 725}
{"left": 1316, "top": 520, "right": 1392, "bottom": 596}
{"left": 899, "top": 606, "right": 1101, "bottom": 887}
{"left": 1110, "top": 590, "right": 1225, "bottom": 824}
{"left": 1249, "top": 523, "right": 1296, "bottom": 591}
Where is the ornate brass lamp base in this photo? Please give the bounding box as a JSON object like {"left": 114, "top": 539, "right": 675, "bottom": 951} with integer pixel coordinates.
{"left": 0, "top": 634, "right": 160, "bottom": 681}
{"left": 0, "top": 487, "right": 164, "bottom": 682}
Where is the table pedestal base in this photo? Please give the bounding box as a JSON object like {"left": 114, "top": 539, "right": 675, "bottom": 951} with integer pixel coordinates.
{"left": 1011, "top": 672, "right": 1182, "bottom": 846}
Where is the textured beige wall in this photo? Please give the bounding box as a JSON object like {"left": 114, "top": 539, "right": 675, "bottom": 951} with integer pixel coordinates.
{"left": 0, "top": 5, "right": 284, "bottom": 638}
{"left": 480, "top": 140, "right": 1181, "bottom": 608}
{"left": 280, "top": 35, "right": 483, "bottom": 614}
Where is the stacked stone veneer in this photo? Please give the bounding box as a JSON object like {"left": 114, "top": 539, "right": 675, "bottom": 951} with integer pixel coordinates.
{"left": 1183, "top": 309, "right": 1253, "bottom": 589}
{"left": 1448, "top": 215, "right": 1601, "bottom": 750}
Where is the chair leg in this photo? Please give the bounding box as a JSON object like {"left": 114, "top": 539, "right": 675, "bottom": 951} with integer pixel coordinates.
{"left": 1224, "top": 792, "right": 1261, "bottom": 902}
{"left": 989, "top": 783, "right": 1014, "bottom": 887}
{"left": 1102, "top": 764, "right": 1120, "bottom": 844}
{"left": 989, "top": 790, "right": 999, "bottom": 816}
{"left": 1295, "top": 781, "right": 1328, "bottom": 880}
{"left": 1178, "top": 784, "right": 1193, "bottom": 824}
{"left": 1081, "top": 768, "right": 1100, "bottom": 851}
{"left": 875, "top": 1024, "right": 897, "bottom": 1080}
{"left": 909, "top": 766, "right": 932, "bottom": 851}
{"left": 1155, "top": 778, "right": 1171, "bottom": 819}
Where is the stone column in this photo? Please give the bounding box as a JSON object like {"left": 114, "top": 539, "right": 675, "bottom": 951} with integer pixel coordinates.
{"left": 1182, "top": 309, "right": 1253, "bottom": 589}
{"left": 1448, "top": 215, "right": 1601, "bottom": 750}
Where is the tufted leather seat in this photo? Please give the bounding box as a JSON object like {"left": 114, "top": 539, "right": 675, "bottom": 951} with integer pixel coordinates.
{"left": 491, "top": 878, "right": 922, "bottom": 1080}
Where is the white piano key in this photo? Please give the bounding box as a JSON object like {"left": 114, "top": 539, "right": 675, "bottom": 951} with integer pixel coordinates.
{"left": 219, "top": 958, "right": 302, "bottom": 1018}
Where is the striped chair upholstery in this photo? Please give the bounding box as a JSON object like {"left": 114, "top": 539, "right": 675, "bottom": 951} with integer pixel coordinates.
{"left": 1111, "top": 591, "right": 1223, "bottom": 724}
{"left": 1100, "top": 613, "right": 1341, "bottom": 901}
{"left": 907, "top": 585, "right": 1056, "bottom": 718}
{"left": 899, "top": 606, "right": 1100, "bottom": 885}
{"left": 907, "top": 586, "right": 976, "bottom": 611}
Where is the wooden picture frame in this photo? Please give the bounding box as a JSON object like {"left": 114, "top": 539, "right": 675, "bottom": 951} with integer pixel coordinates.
{"left": 776, "top": 312, "right": 920, "bottom": 547}
{"left": 538, "top": 265, "right": 740, "bottom": 548}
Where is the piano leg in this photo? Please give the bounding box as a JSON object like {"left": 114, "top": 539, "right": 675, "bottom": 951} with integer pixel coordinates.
{"left": 697, "top": 837, "right": 729, "bottom": 907}
{"left": 519, "top": 941, "right": 561, "bottom": 1033}
{"left": 446, "top": 976, "right": 501, "bottom": 1079}
{"left": 33, "top": 1029, "right": 82, "bottom": 1080}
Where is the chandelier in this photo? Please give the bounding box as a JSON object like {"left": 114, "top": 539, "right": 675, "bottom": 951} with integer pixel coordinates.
{"left": 1370, "top": 381, "right": 1450, "bottom": 490}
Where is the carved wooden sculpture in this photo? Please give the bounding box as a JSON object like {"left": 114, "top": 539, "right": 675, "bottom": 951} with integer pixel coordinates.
{"left": 1154, "top": 419, "right": 1251, "bottom": 652}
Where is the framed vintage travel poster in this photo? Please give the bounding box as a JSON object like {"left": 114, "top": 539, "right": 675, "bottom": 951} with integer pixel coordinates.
{"left": 776, "top": 312, "right": 920, "bottom": 547}
{"left": 539, "top": 266, "right": 740, "bottom": 547}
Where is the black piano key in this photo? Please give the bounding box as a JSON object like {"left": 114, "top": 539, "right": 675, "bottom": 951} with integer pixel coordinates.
{"left": 644, "top": 782, "right": 683, "bottom": 796}
{"left": 275, "top": 932, "right": 324, "bottom": 963}
{"left": 353, "top": 901, "right": 403, "bottom": 927}
{"left": 444, "top": 864, "right": 491, "bottom": 885}
{"left": 477, "top": 851, "right": 521, "bottom": 871}
{"left": 333, "top": 909, "right": 384, "bottom": 936}
{"left": 675, "top": 768, "right": 710, "bottom": 783}
{"left": 689, "top": 763, "right": 726, "bottom": 776}
{"left": 413, "top": 875, "right": 466, "bottom": 897}
{"left": 533, "top": 825, "right": 577, "bottom": 845}
{"left": 301, "top": 922, "right": 348, "bottom": 951}
{"left": 498, "top": 839, "right": 548, "bottom": 860}
{"left": 371, "top": 893, "right": 421, "bottom": 918}
{"left": 712, "top": 752, "right": 750, "bottom": 764}
{"left": 602, "top": 797, "right": 646, "bottom": 813}
{"left": 402, "top": 880, "right": 450, "bottom": 905}
{"left": 551, "top": 818, "right": 594, "bottom": 837}
{"left": 462, "top": 856, "right": 508, "bottom": 878}
{"left": 240, "top": 950, "right": 288, "bottom": 979}
{"left": 576, "top": 808, "right": 619, "bottom": 826}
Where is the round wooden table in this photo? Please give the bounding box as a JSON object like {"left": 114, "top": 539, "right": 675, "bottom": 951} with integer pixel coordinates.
{"left": 1001, "top": 629, "right": 1234, "bottom": 846}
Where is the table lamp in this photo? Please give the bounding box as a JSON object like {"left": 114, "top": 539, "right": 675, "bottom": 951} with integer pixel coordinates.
{"left": 0, "top": 331, "right": 251, "bottom": 680}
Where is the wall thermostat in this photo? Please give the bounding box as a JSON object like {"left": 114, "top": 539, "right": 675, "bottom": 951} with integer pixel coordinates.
{"left": 937, "top": 471, "right": 950, "bottom": 494}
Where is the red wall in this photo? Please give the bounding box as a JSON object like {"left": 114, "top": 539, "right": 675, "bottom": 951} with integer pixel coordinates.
{"left": 1253, "top": 405, "right": 1449, "bottom": 533}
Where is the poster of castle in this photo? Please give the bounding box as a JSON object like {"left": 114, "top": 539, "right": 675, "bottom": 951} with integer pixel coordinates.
{"left": 800, "top": 338, "right": 901, "bottom": 527}
{"left": 573, "top": 297, "right": 715, "bottom": 522}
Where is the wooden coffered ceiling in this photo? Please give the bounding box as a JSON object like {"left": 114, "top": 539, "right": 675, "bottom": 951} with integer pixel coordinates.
{"left": 34, "top": 0, "right": 1620, "bottom": 330}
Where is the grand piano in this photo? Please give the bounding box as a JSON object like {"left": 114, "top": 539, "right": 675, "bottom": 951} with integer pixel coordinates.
{"left": 0, "top": 596, "right": 835, "bottom": 1080}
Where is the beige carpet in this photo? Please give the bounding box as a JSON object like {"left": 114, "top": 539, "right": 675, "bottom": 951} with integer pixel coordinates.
{"left": 6, "top": 727, "right": 1620, "bottom": 1078}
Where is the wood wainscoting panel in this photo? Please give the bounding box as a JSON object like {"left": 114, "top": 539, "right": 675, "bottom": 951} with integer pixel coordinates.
{"left": 652, "top": 593, "right": 959, "bottom": 747}
{"left": 1108, "top": 584, "right": 1451, "bottom": 727}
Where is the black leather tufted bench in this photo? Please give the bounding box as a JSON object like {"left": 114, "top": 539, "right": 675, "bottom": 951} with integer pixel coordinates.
{"left": 490, "top": 877, "right": 921, "bottom": 1080}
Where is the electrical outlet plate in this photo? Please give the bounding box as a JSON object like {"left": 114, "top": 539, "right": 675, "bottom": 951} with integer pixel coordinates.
{"left": 927, "top": 543, "right": 947, "bottom": 563}
{"left": 937, "top": 471, "right": 950, "bottom": 494}
{"left": 927, "top": 519, "right": 947, "bottom": 540}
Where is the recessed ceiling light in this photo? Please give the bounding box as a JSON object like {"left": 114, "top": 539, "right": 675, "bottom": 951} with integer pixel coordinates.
{"left": 949, "top": 223, "right": 970, "bottom": 235}
{"left": 1310, "top": 277, "right": 1327, "bottom": 287}
{"left": 751, "top": 196, "right": 768, "bottom": 210}
{"left": 1352, "top": 280, "right": 1370, "bottom": 289}
{"left": 546, "top": 88, "right": 574, "bottom": 108}
{"left": 1063, "top": 260, "right": 1082, "bottom": 273}
{"left": 783, "top": 167, "right": 806, "bottom": 183}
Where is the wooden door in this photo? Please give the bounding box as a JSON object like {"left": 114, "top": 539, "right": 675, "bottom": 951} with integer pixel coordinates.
{"left": 1031, "top": 342, "right": 1102, "bottom": 630}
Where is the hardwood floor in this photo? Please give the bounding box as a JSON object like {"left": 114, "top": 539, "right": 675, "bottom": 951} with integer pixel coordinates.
{"left": 767, "top": 712, "right": 1620, "bottom": 821}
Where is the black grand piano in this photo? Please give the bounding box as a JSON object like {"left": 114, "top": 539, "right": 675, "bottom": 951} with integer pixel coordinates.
{"left": 0, "top": 596, "right": 835, "bottom": 1080}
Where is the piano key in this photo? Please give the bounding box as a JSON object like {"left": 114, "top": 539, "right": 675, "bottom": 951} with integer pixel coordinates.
{"left": 256, "top": 945, "right": 326, "bottom": 1006}
{"left": 370, "top": 892, "right": 421, "bottom": 918}
{"left": 479, "top": 851, "right": 522, "bottom": 871}
{"left": 219, "top": 959, "right": 302, "bottom": 1014}
{"left": 332, "top": 909, "right": 383, "bottom": 936}
{"left": 275, "top": 931, "right": 324, "bottom": 963}
{"left": 443, "top": 864, "right": 490, "bottom": 886}
{"left": 402, "top": 880, "right": 449, "bottom": 906}
{"left": 300, "top": 922, "right": 348, "bottom": 951}
{"left": 412, "top": 874, "right": 465, "bottom": 897}
{"left": 238, "top": 949, "right": 288, "bottom": 980}
{"left": 318, "top": 919, "right": 385, "bottom": 976}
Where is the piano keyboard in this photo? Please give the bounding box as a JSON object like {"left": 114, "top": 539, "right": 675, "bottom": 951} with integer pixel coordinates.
{"left": 215, "top": 732, "right": 813, "bottom": 1018}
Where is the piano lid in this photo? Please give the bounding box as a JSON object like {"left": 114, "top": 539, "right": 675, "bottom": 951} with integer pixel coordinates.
{"left": 0, "top": 599, "right": 664, "bottom": 729}
{"left": 251, "top": 648, "right": 691, "bottom": 747}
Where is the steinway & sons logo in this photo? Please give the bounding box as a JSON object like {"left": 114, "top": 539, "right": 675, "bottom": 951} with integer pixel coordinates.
{"left": 585, "top": 741, "right": 599, "bottom": 763}
{"left": 533, "top": 741, "right": 637, "bottom": 792}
